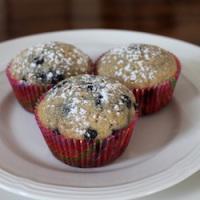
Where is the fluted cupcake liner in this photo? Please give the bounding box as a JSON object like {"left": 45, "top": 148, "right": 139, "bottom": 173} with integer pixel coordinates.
{"left": 132, "top": 56, "right": 181, "bottom": 115}
{"left": 35, "top": 109, "right": 138, "bottom": 168}
{"left": 6, "top": 67, "right": 51, "bottom": 112}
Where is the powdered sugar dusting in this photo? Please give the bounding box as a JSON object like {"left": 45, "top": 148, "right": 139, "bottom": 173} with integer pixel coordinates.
{"left": 10, "top": 41, "right": 91, "bottom": 84}
{"left": 98, "top": 44, "right": 176, "bottom": 87}
{"left": 41, "top": 75, "right": 136, "bottom": 139}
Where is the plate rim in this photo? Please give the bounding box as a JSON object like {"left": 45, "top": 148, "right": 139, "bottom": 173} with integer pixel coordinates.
{"left": 0, "top": 29, "right": 200, "bottom": 200}
{"left": 0, "top": 28, "right": 199, "bottom": 49}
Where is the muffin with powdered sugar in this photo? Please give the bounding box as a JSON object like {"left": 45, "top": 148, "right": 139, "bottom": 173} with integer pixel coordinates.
{"left": 95, "top": 44, "right": 181, "bottom": 115}
{"left": 35, "top": 74, "right": 138, "bottom": 168}
{"left": 6, "top": 41, "right": 93, "bottom": 112}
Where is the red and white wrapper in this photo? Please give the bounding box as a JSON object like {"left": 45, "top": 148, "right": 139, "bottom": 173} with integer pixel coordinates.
{"left": 6, "top": 67, "right": 51, "bottom": 113}
{"left": 35, "top": 108, "right": 138, "bottom": 168}
{"left": 95, "top": 55, "right": 181, "bottom": 115}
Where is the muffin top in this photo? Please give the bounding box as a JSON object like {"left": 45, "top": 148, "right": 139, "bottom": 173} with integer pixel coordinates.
{"left": 8, "top": 41, "right": 92, "bottom": 85}
{"left": 36, "top": 75, "right": 137, "bottom": 140}
{"left": 96, "top": 44, "right": 177, "bottom": 88}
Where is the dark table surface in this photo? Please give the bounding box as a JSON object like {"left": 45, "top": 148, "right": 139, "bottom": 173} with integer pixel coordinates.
{"left": 0, "top": 0, "right": 199, "bottom": 44}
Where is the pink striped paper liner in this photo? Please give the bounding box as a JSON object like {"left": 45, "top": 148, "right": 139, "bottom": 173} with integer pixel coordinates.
{"left": 35, "top": 108, "right": 138, "bottom": 168}
{"left": 6, "top": 67, "right": 51, "bottom": 113}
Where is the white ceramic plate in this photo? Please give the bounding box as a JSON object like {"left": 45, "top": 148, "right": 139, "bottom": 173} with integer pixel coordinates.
{"left": 0, "top": 29, "right": 200, "bottom": 200}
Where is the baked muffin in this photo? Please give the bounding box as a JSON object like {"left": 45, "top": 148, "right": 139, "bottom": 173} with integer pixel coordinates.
{"left": 6, "top": 41, "right": 93, "bottom": 112}
{"left": 95, "top": 44, "right": 181, "bottom": 115}
{"left": 35, "top": 75, "right": 138, "bottom": 168}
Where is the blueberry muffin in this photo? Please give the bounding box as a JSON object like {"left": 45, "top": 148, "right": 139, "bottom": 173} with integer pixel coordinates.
{"left": 95, "top": 44, "right": 181, "bottom": 115}
{"left": 35, "top": 75, "right": 138, "bottom": 167}
{"left": 6, "top": 41, "right": 93, "bottom": 112}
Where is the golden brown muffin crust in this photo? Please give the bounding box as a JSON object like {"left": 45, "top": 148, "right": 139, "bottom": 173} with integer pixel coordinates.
{"left": 37, "top": 75, "right": 136, "bottom": 140}
{"left": 9, "top": 41, "right": 92, "bottom": 85}
{"left": 96, "top": 44, "right": 177, "bottom": 88}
